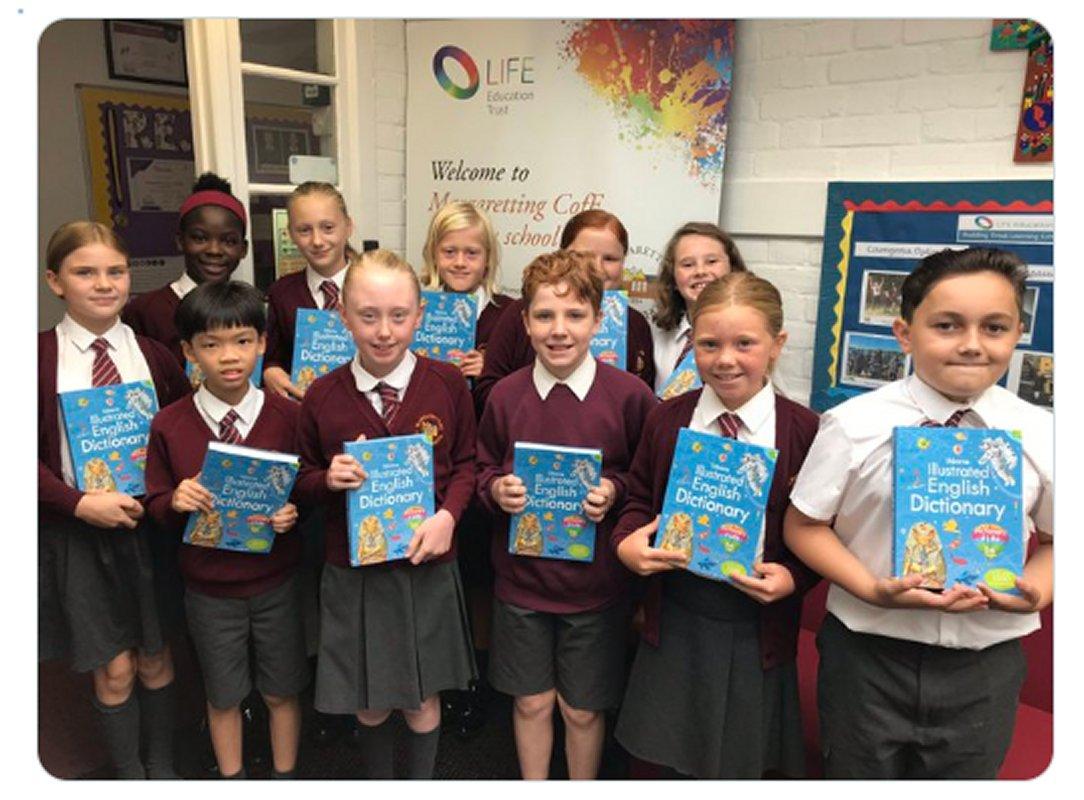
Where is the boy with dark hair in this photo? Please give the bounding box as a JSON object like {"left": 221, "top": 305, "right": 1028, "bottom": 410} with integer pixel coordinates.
{"left": 145, "top": 280, "right": 308, "bottom": 779}
{"left": 784, "top": 247, "right": 1052, "bottom": 779}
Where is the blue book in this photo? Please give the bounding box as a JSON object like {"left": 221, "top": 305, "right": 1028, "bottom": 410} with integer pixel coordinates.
{"left": 291, "top": 309, "right": 357, "bottom": 392}
{"left": 590, "top": 290, "right": 628, "bottom": 370}
{"left": 658, "top": 349, "right": 702, "bottom": 400}
{"left": 894, "top": 426, "right": 1025, "bottom": 593}
{"left": 182, "top": 442, "right": 300, "bottom": 554}
{"left": 186, "top": 354, "right": 264, "bottom": 390}
{"left": 344, "top": 434, "right": 435, "bottom": 566}
{"left": 509, "top": 442, "right": 602, "bottom": 562}
{"left": 414, "top": 290, "right": 478, "bottom": 366}
{"left": 58, "top": 380, "right": 159, "bottom": 496}
{"left": 657, "top": 428, "right": 777, "bottom": 582}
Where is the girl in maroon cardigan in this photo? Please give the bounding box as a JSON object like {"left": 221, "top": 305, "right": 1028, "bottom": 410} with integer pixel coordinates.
{"left": 612, "top": 271, "right": 820, "bottom": 779}
{"left": 39, "top": 222, "right": 189, "bottom": 779}
{"left": 122, "top": 172, "right": 249, "bottom": 370}
{"left": 473, "top": 208, "right": 656, "bottom": 414}
{"left": 263, "top": 182, "right": 360, "bottom": 400}
{"left": 294, "top": 249, "right": 477, "bottom": 779}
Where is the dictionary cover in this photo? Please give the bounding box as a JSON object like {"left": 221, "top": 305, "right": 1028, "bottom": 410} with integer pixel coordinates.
{"left": 590, "top": 290, "right": 629, "bottom": 370}
{"left": 344, "top": 434, "right": 435, "bottom": 566}
{"left": 414, "top": 290, "right": 477, "bottom": 366}
{"left": 187, "top": 354, "right": 263, "bottom": 390}
{"left": 657, "top": 427, "right": 777, "bottom": 583}
{"left": 509, "top": 442, "right": 602, "bottom": 562}
{"left": 183, "top": 442, "right": 300, "bottom": 554}
{"left": 658, "top": 349, "right": 702, "bottom": 400}
{"left": 893, "top": 426, "right": 1025, "bottom": 593}
{"left": 59, "top": 379, "right": 159, "bottom": 496}
{"left": 291, "top": 309, "right": 357, "bottom": 393}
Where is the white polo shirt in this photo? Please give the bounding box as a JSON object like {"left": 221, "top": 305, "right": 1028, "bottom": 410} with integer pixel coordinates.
{"left": 790, "top": 374, "right": 1053, "bottom": 650}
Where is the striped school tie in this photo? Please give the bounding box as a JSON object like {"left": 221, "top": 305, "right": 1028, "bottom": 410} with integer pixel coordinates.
{"left": 920, "top": 408, "right": 970, "bottom": 428}
{"left": 673, "top": 329, "right": 694, "bottom": 372}
{"left": 320, "top": 280, "right": 342, "bottom": 313}
{"left": 90, "top": 338, "right": 122, "bottom": 387}
{"left": 375, "top": 381, "right": 400, "bottom": 425}
{"left": 218, "top": 409, "right": 243, "bottom": 444}
{"left": 718, "top": 411, "right": 742, "bottom": 439}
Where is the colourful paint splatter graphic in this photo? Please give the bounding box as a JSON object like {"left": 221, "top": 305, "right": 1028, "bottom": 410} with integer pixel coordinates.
{"left": 560, "top": 20, "right": 733, "bottom": 185}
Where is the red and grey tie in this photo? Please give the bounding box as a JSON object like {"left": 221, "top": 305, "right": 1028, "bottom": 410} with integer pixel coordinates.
{"left": 375, "top": 381, "right": 400, "bottom": 425}
{"left": 90, "top": 338, "right": 122, "bottom": 387}
{"left": 920, "top": 408, "right": 970, "bottom": 428}
{"left": 673, "top": 329, "right": 694, "bottom": 372}
{"left": 320, "top": 280, "right": 342, "bottom": 313}
{"left": 718, "top": 411, "right": 742, "bottom": 439}
{"left": 219, "top": 409, "right": 243, "bottom": 444}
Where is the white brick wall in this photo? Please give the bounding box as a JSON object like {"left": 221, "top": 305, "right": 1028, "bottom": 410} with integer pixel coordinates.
{"left": 724, "top": 19, "right": 1051, "bottom": 404}
{"left": 370, "top": 18, "right": 1053, "bottom": 404}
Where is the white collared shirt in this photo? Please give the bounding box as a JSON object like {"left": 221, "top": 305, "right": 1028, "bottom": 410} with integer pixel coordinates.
{"left": 790, "top": 373, "right": 1053, "bottom": 650}
{"left": 305, "top": 263, "right": 348, "bottom": 309}
{"left": 169, "top": 271, "right": 198, "bottom": 300}
{"left": 55, "top": 315, "right": 153, "bottom": 486}
{"left": 472, "top": 286, "right": 490, "bottom": 321}
{"left": 531, "top": 355, "right": 597, "bottom": 402}
{"left": 650, "top": 314, "right": 692, "bottom": 393}
{"left": 350, "top": 350, "right": 417, "bottom": 416}
{"left": 193, "top": 382, "right": 264, "bottom": 440}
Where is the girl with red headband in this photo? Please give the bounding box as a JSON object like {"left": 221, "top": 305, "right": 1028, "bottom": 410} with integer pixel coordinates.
{"left": 123, "top": 173, "right": 249, "bottom": 368}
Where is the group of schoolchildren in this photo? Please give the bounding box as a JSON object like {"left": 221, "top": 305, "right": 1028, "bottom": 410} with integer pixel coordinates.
{"left": 39, "top": 171, "right": 1053, "bottom": 782}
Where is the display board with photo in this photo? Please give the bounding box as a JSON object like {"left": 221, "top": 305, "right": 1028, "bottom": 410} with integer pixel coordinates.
{"left": 840, "top": 332, "right": 910, "bottom": 389}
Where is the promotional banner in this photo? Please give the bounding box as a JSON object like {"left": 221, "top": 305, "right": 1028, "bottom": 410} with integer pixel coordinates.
{"left": 406, "top": 20, "right": 734, "bottom": 303}
{"left": 810, "top": 180, "right": 1053, "bottom": 413}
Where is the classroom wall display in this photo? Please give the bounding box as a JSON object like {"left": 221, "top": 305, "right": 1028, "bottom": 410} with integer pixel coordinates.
{"left": 1014, "top": 31, "right": 1053, "bottom": 164}
{"left": 405, "top": 20, "right": 734, "bottom": 306}
{"left": 77, "top": 85, "right": 194, "bottom": 292}
{"left": 810, "top": 180, "right": 1052, "bottom": 413}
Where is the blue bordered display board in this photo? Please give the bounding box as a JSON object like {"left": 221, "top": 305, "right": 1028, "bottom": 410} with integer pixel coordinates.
{"left": 810, "top": 181, "right": 1052, "bottom": 413}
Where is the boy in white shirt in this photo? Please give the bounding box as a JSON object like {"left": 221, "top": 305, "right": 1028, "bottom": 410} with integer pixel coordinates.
{"left": 784, "top": 247, "right": 1052, "bottom": 779}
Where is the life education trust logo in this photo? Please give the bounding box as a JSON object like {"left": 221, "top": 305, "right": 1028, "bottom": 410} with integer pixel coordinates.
{"left": 433, "top": 46, "right": 479, "bottom": 100}
{"left": 974, "top": 216, "right": 995, "bottom": 230}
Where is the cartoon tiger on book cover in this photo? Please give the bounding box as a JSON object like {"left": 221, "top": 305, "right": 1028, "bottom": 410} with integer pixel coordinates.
{"left": 189, "top": 510, "right": 224, "bottom": 548}
{"left": 82, "top": 458, "right": 117, "bottom": 492}
{"left": 512, "top": 512, "right": 543, "bottom": 556}
{"left": 356, "top": 514, "right": 388, "bottom": 565}
{"left": 659, "top": 512, "right": 694, "bottom": 558}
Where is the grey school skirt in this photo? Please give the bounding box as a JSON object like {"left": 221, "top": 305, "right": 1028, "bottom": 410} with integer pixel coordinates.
{"left": 314, "top": 559, "right": 477, "bottom": 713}
{"left": 615, "top": 597, "right": 805, "bottom": 780}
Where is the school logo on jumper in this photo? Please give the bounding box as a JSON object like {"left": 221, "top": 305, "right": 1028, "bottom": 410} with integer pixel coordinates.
{"left": 433, "top": 45, "right": 479, "bottom": 99}
{"left": 415, "top": 413, "right": 445, "bottom": 446}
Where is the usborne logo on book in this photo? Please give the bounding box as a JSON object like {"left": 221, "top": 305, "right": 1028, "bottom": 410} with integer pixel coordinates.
{"left": 291, "top": 309, "right": 357, "bottom": 393}
{"left": 414, "top": 290, "right": 477, "bottom": 366}
{"left": 894, "top": 426, "right": 1025, "bottom": 593}
{"left": 658, "top": 427, "right": 776, "bottom": 583}
{"left": 59, "top": 379, "right": 158, "bottom": 496}
{"left": 509, "top": 442, "right": 602, "bottom": 562}
{"left": 183, "top": 442, "right": 300, "bottom": 554}
{"left": 344, "top": 434, "right": 435, "bottom": 566}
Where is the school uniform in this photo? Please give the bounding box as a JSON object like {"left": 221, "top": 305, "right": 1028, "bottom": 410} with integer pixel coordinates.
{"left": 121, "top": 273, "right": 198, "bottom": 368}
{"left": 472, "top": 296, "right": 656, "bottom": 416}
{"left": 475, "top": 357, "right": 657, "bottom": 709}
{"left": 650, "top": 313, "right": 692, "bottom": 393}
{"left": 789, "top": 373, "right": 1053, "bottom": 779}
{"left": 295, "top": 352, "right": 477, "bottom": 713}
{"left": 144, "top": 385, "right": 309, "bottom": 709}
{"left": 611, "top": 382, "right": 820, "bottom": 779}
{"left": 264, "top": 264, "right": 346, "bottom": 379}
{"left": 38, "top": 317, "right": 190, "bottom": 671}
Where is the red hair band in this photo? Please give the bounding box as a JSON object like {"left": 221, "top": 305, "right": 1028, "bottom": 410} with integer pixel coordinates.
{"left": 179, "top": 190, "right": 248, "bottom": 229}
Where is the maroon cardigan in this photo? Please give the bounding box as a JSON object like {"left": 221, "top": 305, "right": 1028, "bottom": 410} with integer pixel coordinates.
{"left": 122, "top": 285, "right": 184, "bottom": 367}
{"left": 263, "top": 270, "right": 316, "bottom": 376}
{"left": 475, "top": 293, "right": 514, "bottom": 354}
{"left": 611, "top": 389, "right": 821, "bottom": 670}
{"left": 144, "top": 391, "right": 302, "bottom": 598}
{"left": 294, "top": 356, "right": 477, "bottom": 569}
{"left": 472, "top": 297, "right": 656, "bottom": 416}
{"left": 38, "top": 328, "right": 191, "bottom": 523}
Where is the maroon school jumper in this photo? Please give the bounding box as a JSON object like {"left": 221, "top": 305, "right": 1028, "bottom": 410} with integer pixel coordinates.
{"left": 122, "top": 285, "right": 185, "bottom": 368}
{"left": 38, "top": 329, "right": 190, "bottom": 523}
{"left": 264, "top": 270, "right": 316, "bottom": 377}
{"left": 476, "top": 362, "right": 657, "bottom": 614}
{"left": 475, "top": 293, "right": 513, "bottom": 359}
{"left": 472, "top": 297, "right": 656, "bottom": 416}
{"left": 294, "top": 356, "right": 477, "bottom": 569}
{"left": 144, "top": 391, "right": 302, "bottom": 598}
{"left": 611, "top": 389, "right": 821, "bottom": 670}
